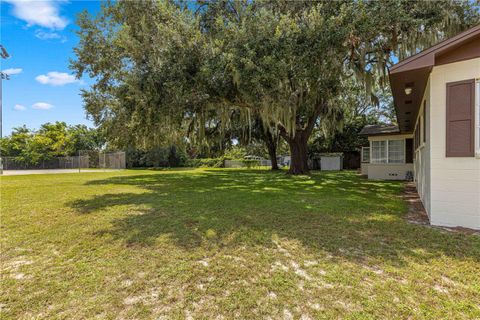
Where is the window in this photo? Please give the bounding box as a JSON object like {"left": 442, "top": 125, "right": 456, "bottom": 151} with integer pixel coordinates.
{"left": 371, "top": 141, "right": 387, "bottom": 163}
{"left": 423, "top": 101, "right": 426, "bottom": 143}
{"left": 388, "top": 140, "right": 405, "bottom": 163}
{"left": 476, "top": 80, "right": 480, "bottom": 155}
{"left": 413, "top": 101, "right": 427, "bottom": 151}
{"left": 414, "top": 121, "right": 420, "bottom": 150}
{"left": 361, "top": 147, "right": 370, "bottom": 163}
{"left": 370, "top": 139, "right": 406, "bottom": 164}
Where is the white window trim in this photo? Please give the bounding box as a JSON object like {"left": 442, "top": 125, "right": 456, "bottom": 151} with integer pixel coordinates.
{"left": 414, "top": 101, "right": 426, "bottom": 152}
{"left": 369, "top": 139, "right": 406, "bottom": 164}
{"left": 370, "top": 140, "right": 387, "bottom": 164}
{"left": 420, "top": 112, "right": 426, "bottom": 150}
{"left": 419, "top": 113, "right": 424, "bottom": 148}
{"left": 387, "top": 139, "right": 406, "bottom": 164}
{"left": 361, "top": 146, "right": 370, "bottom": 163}
{"left": 476, "top": 80, "right": 480, "bottom": 158}
{"left": 369, "top": 141, "right": 375, "bottom": 163}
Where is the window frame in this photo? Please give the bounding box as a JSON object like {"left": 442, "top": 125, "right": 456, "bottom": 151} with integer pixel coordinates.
{"left": 413, "top": 100, "right": 428, "bottom": 152}
{"left": 414, "top": 120, "right": 420, "bottom": 151}
{"left": 423, "top": 101, "right": 426, "bottom": 143}
{"left": 369, "top": 139, "right": 406, "bottom": 164}
{"left": 476, "top": 80, "right": 480, "bottom": 156}
{"left": 387, "top": 139, "right": 406, "bottom": 164}
{"left": 361, "top": 146, "right": 370, "bottom": 163}
{"left": 370, "top": 140, "right": 388, "bottom": 164}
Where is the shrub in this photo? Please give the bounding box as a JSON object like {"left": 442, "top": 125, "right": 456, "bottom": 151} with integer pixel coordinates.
{"left": 167, "top": 146, "right": 187, "bottom": 167}
{"left": 241, "top": 159, "right": 260, "bottom": 168}
{"left": 184, "top": 158, "right": 224, "bottom": 168}
{"left": 223, "top": 146, "right": 247, "bottom": 160}
{"left": 126, "top": 146, "right": 187, "bottom": 168}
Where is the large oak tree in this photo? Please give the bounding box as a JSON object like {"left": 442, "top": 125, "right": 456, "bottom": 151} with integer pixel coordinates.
{"left": 71, "top": 0, "right": 479, "bottom": 174}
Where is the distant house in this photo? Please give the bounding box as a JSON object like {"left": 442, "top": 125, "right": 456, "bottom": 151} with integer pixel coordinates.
{"left": 359, "top": 124, "right": 413, "bottom": 180}
{"left": 361, "top": 24, "right": 480, "bottom": 230}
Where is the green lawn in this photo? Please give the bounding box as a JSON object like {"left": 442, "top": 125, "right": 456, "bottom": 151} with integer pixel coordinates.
{"left": 1, "top": 169, "right": 479, "bottom": 319}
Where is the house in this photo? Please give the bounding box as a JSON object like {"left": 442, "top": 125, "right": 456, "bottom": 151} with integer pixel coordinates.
{"left": 359, "top": 124, "right": 413, "bottom": 180}
{"left": 361, "top": 24, "right": 480, "bottom": 230}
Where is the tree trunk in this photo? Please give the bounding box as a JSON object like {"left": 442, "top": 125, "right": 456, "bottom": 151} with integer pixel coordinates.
{"left": 267, "top": 143, "right": 279, "bottom": 170}
{"left": 264, "top": 130, "right": 279, "bottom": 170}
{"left": 287, "top": 133, "right": 309, "bottom": 175}
{"left": 278, "top": 103, "right": 324, "bottom": 175}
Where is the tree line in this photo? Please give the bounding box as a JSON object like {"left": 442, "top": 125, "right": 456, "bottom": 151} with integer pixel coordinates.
{"left": 0, "top": 116, "right": 373, "bottom": 169}
{"left": 0, "top": 122, "right": 104, "bottom": 164}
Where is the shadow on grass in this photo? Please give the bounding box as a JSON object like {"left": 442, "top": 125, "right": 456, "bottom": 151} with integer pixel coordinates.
{"left": 68, "top": 169, "right": 480, "bottom": 265}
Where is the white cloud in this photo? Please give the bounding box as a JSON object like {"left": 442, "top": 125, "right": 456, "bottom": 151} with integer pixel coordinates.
{"left": 34, "top": 29, "right": 66, "bottom": 42}
{"left": 14, "top": 104, "right": 26, "bottom": 111}
{"left": 32, "top": 102, "right": 53, "bottom": 110}
{"left": 35, "top": 71, "right": 80, "bottom": 86}
{"left": 2, "top": 68, "right": 23, "bottom": 75}
{"left": 5, "top": 0, "right": 68, "bottom": 30}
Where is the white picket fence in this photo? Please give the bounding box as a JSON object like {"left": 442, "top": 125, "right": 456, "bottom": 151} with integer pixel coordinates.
{"left": 224, "top": 159, "right": 272, "bottom": 168}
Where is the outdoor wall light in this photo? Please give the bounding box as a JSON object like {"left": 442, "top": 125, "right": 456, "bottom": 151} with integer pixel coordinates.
{"left": 404, "top": 82, "right": 414, "bottom": 95}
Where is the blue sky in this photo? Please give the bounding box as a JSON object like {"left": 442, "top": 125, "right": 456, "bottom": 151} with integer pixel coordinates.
{"left": 1, "top": 0, "right": 102, "bottom": 135}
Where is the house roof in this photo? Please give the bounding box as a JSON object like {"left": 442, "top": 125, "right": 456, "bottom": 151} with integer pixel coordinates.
{"left": 389, "top": 24, "right": 480, "bottom": 133}
{"left": 390, "top": 24, "right": 480, "bottom": 74}
{"left": 359, "top": 124, "right": 400, "bottom": 136}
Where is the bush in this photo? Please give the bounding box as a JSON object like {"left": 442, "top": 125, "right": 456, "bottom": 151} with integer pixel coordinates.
{"left": 167, "top": 146, "right": 187, "bottom": 167}
{"left": 241, "top": 159, "right": 260, "bottom": 168}
{"left": 126, "top": 146, "right": 187, "bottom": 168}
{"left": 184, "top": 158, "right": 224, "bottom": 168}
{"left": 223, "top": 146, "right": 247, "bottom": 160}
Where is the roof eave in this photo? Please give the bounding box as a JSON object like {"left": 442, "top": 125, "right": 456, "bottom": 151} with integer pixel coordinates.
{"left": 390, "top": 24, "right": 480, "bottom": 74}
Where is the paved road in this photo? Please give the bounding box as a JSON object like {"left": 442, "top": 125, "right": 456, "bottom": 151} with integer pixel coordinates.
{"left": 2, "top": 169, "right": 120, "bottom": 176}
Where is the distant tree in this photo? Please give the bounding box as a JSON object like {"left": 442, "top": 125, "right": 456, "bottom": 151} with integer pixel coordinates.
{"left": 309, "top": 79, "right": 395, "bottom": 153}
{"left": 0, "top": 126, "right": 31, "bottom": 159}
{"left": 71, "top": 1, "right": 206, "bottom": 151}
{"left": 0, "top": 122, "right": 104, "bottom": 164}
{"left": 66, "top": 124, "right": 105, "bottom": 155}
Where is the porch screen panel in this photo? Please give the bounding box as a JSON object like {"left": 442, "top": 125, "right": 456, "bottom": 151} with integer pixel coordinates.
{"left": 371, "top": 141, "right": 387, "bottom": 163}
{"left": 388, "top": 140, "right": 405, "bottom": 163}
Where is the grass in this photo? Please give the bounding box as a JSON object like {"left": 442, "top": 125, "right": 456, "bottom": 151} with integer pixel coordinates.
{"left": 1, "top": 168, "right": 479, "bottom": 319}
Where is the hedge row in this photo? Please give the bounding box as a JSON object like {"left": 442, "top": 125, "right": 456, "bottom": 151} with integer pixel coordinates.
{"left": 184, "top": 158, "right": 224, "bottom": 168}
{"left": 126, "top": 148, "right": 262, "bottom": 168}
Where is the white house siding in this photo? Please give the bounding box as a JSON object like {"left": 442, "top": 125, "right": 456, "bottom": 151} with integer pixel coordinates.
{"left": 428, "top": 58, "right": 480, "bottom": 229}
{"left": 367, "top": 163, "right": 414, "bottom": 180}
{"left": 414, "top": 80, "right": 431, "bottom": 217}
{"left": 367, "top": 134, "right": 413, "bottom": 180}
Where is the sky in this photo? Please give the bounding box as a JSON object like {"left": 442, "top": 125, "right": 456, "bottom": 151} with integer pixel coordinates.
{"left": 1, "top": 0, "right": 102, "bottom": 135}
